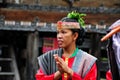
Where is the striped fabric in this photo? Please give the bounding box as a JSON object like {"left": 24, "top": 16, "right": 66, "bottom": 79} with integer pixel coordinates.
{"left": 72, "top": 49, "right": 97, "bottom": 78}
{"left": 38, "top": 48, "right": 62, "bottom": 75}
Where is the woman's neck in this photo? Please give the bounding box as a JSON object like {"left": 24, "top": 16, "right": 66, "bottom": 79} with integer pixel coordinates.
{"left": 63, "top": 44, "right": 76, "bottom": 58}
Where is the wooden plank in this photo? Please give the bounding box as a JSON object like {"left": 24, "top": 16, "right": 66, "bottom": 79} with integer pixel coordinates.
{"left": 0, "top": 72, "right": 14, "bottom": 76}
{"left": 0, "top": 58, "right": 12, "bottom": 61}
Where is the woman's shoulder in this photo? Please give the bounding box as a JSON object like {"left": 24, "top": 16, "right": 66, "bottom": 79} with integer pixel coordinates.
{"left": 78, "top": 49, "right": 97, "bottom": 60}
{"left": 38, "top": 48, "right": 62, "bottom": 57}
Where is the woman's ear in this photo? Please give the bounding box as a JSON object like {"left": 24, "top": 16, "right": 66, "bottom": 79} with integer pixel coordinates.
{"left": 73, "top": 32, "right": 79, "bottom": 41}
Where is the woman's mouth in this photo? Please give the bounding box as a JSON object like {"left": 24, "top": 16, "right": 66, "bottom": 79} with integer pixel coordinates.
{"left": 57, "top": 40, "right": 63, "bottom": 45}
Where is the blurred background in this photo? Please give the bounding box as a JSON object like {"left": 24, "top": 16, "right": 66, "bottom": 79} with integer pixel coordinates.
{"left": 0, "top": 0, "right": 120, "bottom": 80}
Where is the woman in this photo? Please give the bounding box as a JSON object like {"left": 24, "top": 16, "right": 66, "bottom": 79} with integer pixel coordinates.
{"left": 35, "top": 11, "right": 97, "bottom": 80}
{"left": 101, "top": 19, "right": 120, "bottom": 80}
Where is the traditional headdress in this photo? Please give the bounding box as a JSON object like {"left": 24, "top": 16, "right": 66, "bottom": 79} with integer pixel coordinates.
{"left": 57, "top": 11, "right": 86, "bottom": 30}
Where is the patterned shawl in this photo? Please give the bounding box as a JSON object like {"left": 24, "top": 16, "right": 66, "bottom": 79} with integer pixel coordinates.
{"left": 38, "top": 48, "right": 97, "bottom": 79}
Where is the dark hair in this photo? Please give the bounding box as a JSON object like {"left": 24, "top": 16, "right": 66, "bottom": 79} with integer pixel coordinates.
{"left": 60, "top": 17, "right": 85, "bottom": 45}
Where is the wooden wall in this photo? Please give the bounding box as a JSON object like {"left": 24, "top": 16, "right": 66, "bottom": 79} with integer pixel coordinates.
{"left": 0, "top": 8, "right": 120, "bottom": 25}
{"left": 0, "top": 0, "right": 120, "bottom": 25}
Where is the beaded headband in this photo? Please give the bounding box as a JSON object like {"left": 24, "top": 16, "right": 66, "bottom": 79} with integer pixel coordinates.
{"left": 57, "top": 21, "right": 80, "bottom": 30}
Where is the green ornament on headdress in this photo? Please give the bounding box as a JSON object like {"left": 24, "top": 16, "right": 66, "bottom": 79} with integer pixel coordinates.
{"left": 67, "top": 11, "right": 86, "bottom": 28}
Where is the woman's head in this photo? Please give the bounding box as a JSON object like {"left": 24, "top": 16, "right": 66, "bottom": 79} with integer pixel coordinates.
{"left": 57, "top": 12, "right": 86, "bottom": 48}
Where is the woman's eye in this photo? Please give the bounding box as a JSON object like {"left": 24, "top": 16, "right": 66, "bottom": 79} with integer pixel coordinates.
{"left": 62, "top": 31, "right": 66, "bottom": 34}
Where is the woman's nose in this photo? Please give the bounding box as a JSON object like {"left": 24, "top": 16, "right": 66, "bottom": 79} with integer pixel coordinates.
{"left": 57, "top": 33, "right": 62, "bottom": 39}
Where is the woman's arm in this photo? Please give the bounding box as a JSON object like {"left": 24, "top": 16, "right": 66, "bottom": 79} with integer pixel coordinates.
{"left": 35, "top": 69, "right": 54, "bottom": 80}
{"left": 83, "top": 63, "right": 97, "bottom": 80}
{"left": 35, "top": 69, "right": 61, "bottom": 80}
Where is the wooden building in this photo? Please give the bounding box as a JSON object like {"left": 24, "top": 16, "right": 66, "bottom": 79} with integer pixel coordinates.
{"left": 0, "top": 0, "right": 120, "bottom": 80}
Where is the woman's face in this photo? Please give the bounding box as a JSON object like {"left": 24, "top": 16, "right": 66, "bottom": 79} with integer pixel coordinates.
{"left": 57, "top": 29, "right": 77, "bottom": 48}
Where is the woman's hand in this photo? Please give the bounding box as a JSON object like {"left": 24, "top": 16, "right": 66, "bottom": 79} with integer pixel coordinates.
{"left": 53, "top": 54, "right": 73, "bottom": 76}
{"left": 54, "top": 71, "right": 61, "bottom": 80}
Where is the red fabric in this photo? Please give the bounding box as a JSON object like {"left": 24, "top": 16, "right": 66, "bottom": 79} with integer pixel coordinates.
{"left": 106, "top": 70, "right": 112, "bottom": 80}
{"left": 35, "top": 69, "right": 54, "bottom": 80}
{"left": 83, "top": 63, "right": 97, "bottom": 80}
{"left": 35, "top": 57, "right": 97, "bottom": 80}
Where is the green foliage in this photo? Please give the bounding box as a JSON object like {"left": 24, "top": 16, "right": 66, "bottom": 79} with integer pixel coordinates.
{"left": 67, "top": 11, "right": 86, "bottom": 28}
